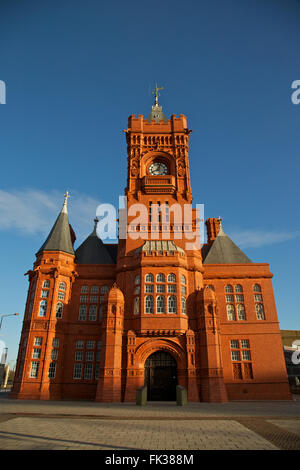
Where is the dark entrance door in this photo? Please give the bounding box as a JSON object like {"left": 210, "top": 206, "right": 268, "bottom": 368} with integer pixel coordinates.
{"left": 145, "top": 351, "right": 177, "bottom": 401}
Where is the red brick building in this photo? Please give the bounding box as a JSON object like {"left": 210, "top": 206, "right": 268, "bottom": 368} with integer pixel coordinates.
{"left": 11, "top": 99, "right": 291, "bottom": 402}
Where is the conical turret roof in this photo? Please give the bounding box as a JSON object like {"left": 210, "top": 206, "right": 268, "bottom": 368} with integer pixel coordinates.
{"left": 203, "top": 224, "right": 251, "bottom": 264}
{"left": 37, "top": 192, "right": 75, "bottom": 256}
{"left": 75, "top": 219, "right": 116, "bottom": 264}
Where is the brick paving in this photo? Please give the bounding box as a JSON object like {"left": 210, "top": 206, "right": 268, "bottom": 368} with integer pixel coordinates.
{"left": 0, "top": 393, "right": 299, "bottom": 450}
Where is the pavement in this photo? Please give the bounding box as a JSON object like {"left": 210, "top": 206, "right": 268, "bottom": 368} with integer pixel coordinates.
{"left": 0, "top": 391, "right": 300, "bottom": 451}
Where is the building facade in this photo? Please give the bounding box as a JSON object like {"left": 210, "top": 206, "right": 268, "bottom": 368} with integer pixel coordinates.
{"left": 11, "top": 100, "right": 291, "bottom": 402}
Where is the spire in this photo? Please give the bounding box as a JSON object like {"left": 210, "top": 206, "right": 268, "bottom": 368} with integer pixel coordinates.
{"left": 37, "top": 192, "right": 75, "bottom": 255}
{"left": 147, "top": 83, "right": 168, "bottom": 123}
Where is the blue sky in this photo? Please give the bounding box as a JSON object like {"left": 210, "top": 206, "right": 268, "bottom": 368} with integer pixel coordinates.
{"left": 0, "top": 0, "right": 299, "bottom": 367}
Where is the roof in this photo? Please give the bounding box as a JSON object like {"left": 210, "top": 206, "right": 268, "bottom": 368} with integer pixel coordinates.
{"left": 75, "top": 223, "right": 116, "bottom": 264}
{"left": 37, "top": 202, "right": 75, "bottom": 256}
{"left": 138, "top": 240, "right": 185, "bottom": 255}
{"left": 202, "top": 226, "right": 251, "bottom": 264}
{"left": 147, "top": 104, "right": 168, "bottom": 123}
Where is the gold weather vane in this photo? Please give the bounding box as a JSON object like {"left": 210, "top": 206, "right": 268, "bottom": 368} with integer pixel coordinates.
{"left": 152, "top": 83, "right": 164, "bottom": 106}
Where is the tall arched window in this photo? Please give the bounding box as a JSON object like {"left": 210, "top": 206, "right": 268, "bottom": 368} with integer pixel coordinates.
{"left": 226, "top": 304, "right": 235, "bottom": 321}
{"left": 156, "top": 296, "right": 165, "bottom": 313}
{"left": 256, "top": 303, "right": 265, "bottom": 320}
{"left": 182, "top": 297, "right": 186, "bottom": 314}
{"left": 235, "top": 284, "right": 243, "bottom": 293}
{"left": 145, "top": 295, "right": 154, "bottom": 314}
{"left": 38, "top": 300, "right": 47, "bottom": 317}
{"left": 167, "top": 273, "right": 176, "bottom": 283}
{"left": 253, "top": 284, "right": 261, "bottom": 292}
{"left": 180, "top": 274, "right": 186, "bottom": 285}
{"left": 56, "top": 302, "right": 63, "bottom": 319}
{"left": 134, "top": 297, "right": 140, "bottom": 315}
{"left": 237, "top": 304, "right": 246, "bottom": 320}
{"left": 168, "top": 296, "right": 177, "bottom": 313}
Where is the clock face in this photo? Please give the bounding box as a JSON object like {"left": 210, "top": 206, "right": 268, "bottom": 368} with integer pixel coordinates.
{"left": 148, "top": 162, "right": 168, "bottom": 175}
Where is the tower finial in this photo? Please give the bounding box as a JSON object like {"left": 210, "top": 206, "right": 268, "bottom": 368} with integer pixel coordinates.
{"left": 62, "top": 191, "right": 70, "bottom": 214}
{"left": 217, "top": 216, "right": 223, "bottom": 229}
{"left": 94, "top": 217, "right": 98, "bottom": 231}
{"left": 152, "top": 83, "right": 164, "bottom": 106}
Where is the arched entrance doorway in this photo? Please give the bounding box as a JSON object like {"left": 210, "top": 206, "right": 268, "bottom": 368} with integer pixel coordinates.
{"left": 144, "top": 351, "right": 177, "bottom": 401}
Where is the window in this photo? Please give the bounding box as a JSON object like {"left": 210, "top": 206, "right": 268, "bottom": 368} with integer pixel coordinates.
{"left": 167, "top": 284, "right": 176, "bottom": 293}
{"left": 78, "top": 305, "right": 87, "bottom": 321}
{"left": 80, "top": 295, "right": 88, "bottom": 303}
{"left": 134, "top": 286, "right": 140, "bottom": 295}
{"left": 52, "top": 338, "right": 59, "bottom": 348}
{"left": 226, "top": 295, "right": 234, "bottom": 303}
{"left": 167, "top": 273, "right": 176, "bottom": 283}
{"left": 181, "top": 285, "right": 187, "bottom": 295}
{"left": 182, "top": 297, "right": 186, "bottom": 314}
{"left": 134, "top": 275, "right": 140, "bottom": 285}
{"left": 30, "top": 361, "right": 39, "bottom": 378}
{"left": 32, "top": 348, "right": 41, "bottom": 359}
{"left": 90, "top": 295, "right": 98, "bottom": 303}
{"left": 96, "top": 351, "right": 101, "bottom": 362}
{"left": 75, "top": 340, "right": 84, "bottom": 349}
{"left": 230, "top": 339, "right": 253, "bottom": 380}
{"left": 101, "top": 285, "right": 109, "bottom": 294}
{"left": 73, "top": 363, "right": 82, "bottom": 379}
{"left": 58, "top": 292, "right": 65, "bottom": 301}
{"left": 254, "top": 294, "right": 262, "bottom": 302}
{"left": 34, "top": 337, "right": 43, "bottom": 346}
{"left": 38, "top": 300, "right": 47, "bottom": 317}
{"left": 81, "top": 285, "right": 89, "bottom": 294}
{"left": 86, "top": 341, "right": 95, "bottom": 349}
{"left": 226, "top": 304, "right": 235, "bottom": 321}
{"left": 88, "top": 305, "right": 97, "bottom": 321}
{"left": 145, "top": 284, "right": 154, "bottom": 293}
{"left": 97, "top": 341, "right": 102, "bottom": 349}
{"left": 168, "top": 296, "right": 177, "bottom": 313}
{"left": 86, "top": 351, "right": 94, "bottom": 361}
{"left": 253, "top": 284, "right": 261, "bottom": 292}
{"left": 51, "top": 349, "right": 58, "bottom": 360}
{"left": 95, "top": 363, "right": 100, "bottom": 380}
{"left": 237, "top": 304, "right": 246, "bottom": 320}
{"left": 235, "top": 294, "right": 244, "bottom": 302}
{"left": 84, "top": 363, "right": 93, "bottom": 380}
{"left": 134, "top": 296, "right": 140, "bottom": 315}
{"left": 225, "top": 285, "right": 233, "bottom": 293}
{"left": 157, "top": 284, "right": 165, "bottom": 293}
{"left": 231, "top": 350, "right": 241, "bottom": 361}
{"left": 156, "top": 296, "right": 165, "bottom": 313}
{"left": 145, "top": 295, "right": 154, "bottom": 313}
{"left": 235, "top": 284, "right": 243, "bottom": 293}
{"left": 180, "top": 275, "right": 186, "bottom": 285}
{"left": 43, "top": 280, "right": 50, "bottom": 288}
{"left": 75, "top": 351, "right": 83, "bottom": 361}
{"left": 59, "top": 282, "right": 66, "bottom": 291}
{"left": 145, "top": 273, "right": 154, "bottom": 283}
{"left": 156, "top": 273, "right": 165, "bottom": 283}
{"left": 256, "top": 303, "right": 265, "bottom": 320}
{"left": 41, "top": 290, "right": 49, "bottom": 298}
{"left": 90, "top": 285, "right": 99, "bottom": 294}
{"left": 56, "top": 302, "right": 63, "bottom": 319}
{"left": 207, "top": 285, "right": 214, "bottom": 291}
{"left": 48, "top": 362, "right": 56, "bottom": 379}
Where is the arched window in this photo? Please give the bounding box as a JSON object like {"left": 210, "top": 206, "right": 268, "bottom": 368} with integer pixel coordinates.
{"left": 81, "top": 285, "right": 89, "bottom": 294}
{"left": 168, "top": 296, "right": 177, "bottom": 313}
{"left": 156, "top": 273, "right": 165, "bottom": 283}
{"left": 100, "top": 285, "right": 108, "bottom": 294}
{"left": 78, "top": 305, "right": 87, "bottom": 321}
{"left": 43, "top": 280, "right": 50, "bottom": 288}
{"left": 225, "top": 284, "right": 233, "bottom": 293}
{"left": 256, "top": 303, "right": 265, "bottom": 320}
{"left": 182, "top": 297, "right": 186, "bottom": 314}
{"left": 145, "top": 295, "right": 154, "bottom": 314}
{"left": 134, "top": 297, "right": 140, "bottom": 315}
{"left": 134, "top": 275, "right": 140, "bottom": 285}
{"left": 56, "top": 302, "right": 63, "bottom": 319}
{"left": 38, "top": 300, "right": 48, "bottom": 317}
{"left": 254, "top": 284, "right": 261, "bottom": 292}
{"left": 235, "top": 284, "right": 243, "bottom": 293}
{"left": 59, "top": 282, "right": 66, "bottom": 291}
{"left": 237, "top": 304, "right": 246, "bottom": 320}
{"left": 226, "top": 304, "right": 235, "bottom": 321}
{"left": 167, "top": 273, "right": 176, "bottom": 283}
{"left": 145, "top": 273, "right": 154, "bottom": 283}
{"left": 90, "top": 285, "right": 99, "bottom": 294}
{"left": 208, "top": 285, "right": 214, "bottom": 291}
{"left": 180, "top": 274, "right": 186, "bottom": 285}
{"left": 156, "top": 296, "right": 165, "bottom": 313}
